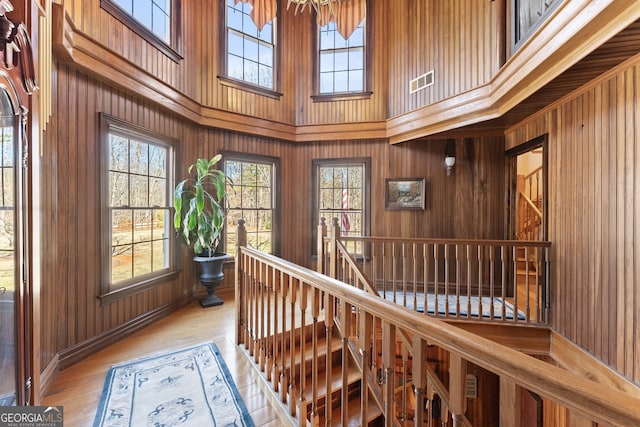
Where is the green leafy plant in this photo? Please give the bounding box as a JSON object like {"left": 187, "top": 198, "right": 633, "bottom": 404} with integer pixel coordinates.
{"left": 173, "top": 154, "right": 230, "bottom": 257}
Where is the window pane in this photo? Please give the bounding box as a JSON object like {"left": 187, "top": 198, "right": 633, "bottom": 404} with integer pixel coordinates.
{"left": 112, "top": 210, "right": 133, "bottom": 245}
{"left": 244, "top": 59, "right": 259, "bottom": 84}
{"left": 152, "top": 239, "right": 169, "bottom": 271}
{"left": 110, "top": 136, "right": 129, "bottom": 172}
{"left": 320, "top": 73, "right": 334, "bottom": 93}
{"left": 149, "top": 177, "right": 166, "bottom": 206}
{"left": 334, "top": 71, "right": 349, "bottom": 92}
{"left": 129, "top": 140, "right": 149, "bottom": 175}
{"left": 320, "top": 52, "right": 334, "bottom": 73}
{"left": 242, "top": 12, "right": 258, "bottom": 37}
{"left": 228, "top": 54, "right": 244, "bottom": 80}
{"left": 241, "top": 185, "right": 257, "bottom": 209}
{"left": 244, "top": 39, "right": 259, "bottom": 62}
{"left": 133, "top": 242, "right": 153, "bottom": 276}
{"left": 134, "top": 210, "right": 153, "bottom": 243}
{"left": 258, "top": 22, "right": 272, "bottom": 43}
{"left": 334, "top": 51, "right": 348, "bottom": 71}
{"left": 106, "top": 0, "right": 173, "bottom": 44}
{"left": 259, "top": 44, "right": 273, "bottom": 67}
{"left": 227, "top": 5, "right": 243, "bottom": 31}
{"left": 133, "top": 0, "right": 153, "bottom": 30}
{"left": 130, "top": 175, "right": 149, "bottom": 207}
{"left": 110, "top": 172, "right": 129, "bottom": 207}
{"left": 148, "top": 145, "right": 166, "bottom": 177}
{"left": 114, "top": 0, "right": 132, "bottom": 14}
{"left": 112, "top": 243, "right": 133, "bottom": 283}
{"left": 258, "top": 64, "right": 273, "bottom": 88}
{"left": 349, "top": 70, "right": 363, "bottom": 92}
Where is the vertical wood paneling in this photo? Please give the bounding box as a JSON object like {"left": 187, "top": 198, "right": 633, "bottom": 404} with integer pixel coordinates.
{"left": 505, "top": 56, "right": 640, "bottom": 383}
{"left": 387, "top": 0, "right": 497, "bottom": 119}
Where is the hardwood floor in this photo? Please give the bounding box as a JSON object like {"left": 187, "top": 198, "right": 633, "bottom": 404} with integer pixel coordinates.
{"left": 41, "top": 289, "right": 289, "bottom": 427}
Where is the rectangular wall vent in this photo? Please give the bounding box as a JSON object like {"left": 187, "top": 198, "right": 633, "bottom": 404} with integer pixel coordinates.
{"left": 409, "top": 70, "right": 434, "bottom": 94}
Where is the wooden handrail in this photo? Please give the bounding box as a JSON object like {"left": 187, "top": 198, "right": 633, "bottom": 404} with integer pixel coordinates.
{"left": 236, "top": 246, "right": 640, "bottom": 426}
{"left": 519, "top": 191, "right": 542, "bottom": 219}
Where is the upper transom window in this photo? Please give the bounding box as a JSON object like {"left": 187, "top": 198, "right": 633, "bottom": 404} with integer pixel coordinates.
{"left": 319, "top": 20, "right": 365, "bottom": 94}
{"left": 226, "top": 0, "right": 276, "bottom": 90}
{"left": 101, "top": 0, "right": 181, "bottom": 61}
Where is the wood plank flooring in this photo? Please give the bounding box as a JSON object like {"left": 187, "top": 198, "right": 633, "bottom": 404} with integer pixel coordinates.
{"left": 40, "top": 289, "right": 288, "bottom": 427}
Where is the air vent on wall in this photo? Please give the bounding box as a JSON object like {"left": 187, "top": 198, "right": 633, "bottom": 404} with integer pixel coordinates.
{"left": 409, "top": 70, "right": 434, "bottom": 94}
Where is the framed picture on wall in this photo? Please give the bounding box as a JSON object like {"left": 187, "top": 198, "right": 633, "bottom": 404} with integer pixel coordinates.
{"left": 385, "top": 178, "right": 426, "bottom": 210}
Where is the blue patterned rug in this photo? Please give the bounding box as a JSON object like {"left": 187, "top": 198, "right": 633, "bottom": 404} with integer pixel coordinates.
{"left": 93, "top": 343, "right": 255, "bottom": 427}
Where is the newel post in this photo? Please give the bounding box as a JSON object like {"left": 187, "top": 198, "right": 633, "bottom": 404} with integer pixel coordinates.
{"left": 316, "top": 217, "right": 327, "bottom": 274}
{"left": 235, "top": 219, "right": 247, "bottom": 345}
{"left": 329, "top": 217, "right": 341, "bottom": 279}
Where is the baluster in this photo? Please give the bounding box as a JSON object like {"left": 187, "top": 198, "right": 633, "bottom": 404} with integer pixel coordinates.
{"left": 382, "top": 321, "right": 396, "bottom": 427}
{"left": 412, "top": 337, "right": 427, "bottom": 426}
{"left": 309, "top": 288, "right": 321, "bottom": 426}
{"left": 264, "top": 265, "right": 272, "bottom": 379}
{"left": 466, "top": 244, "right": 472, "bottom": 319}
{"left": 489, "top": 245, "right": 495, "bottom": 320}
{"left": 392, "top": 242, "right": 398, "bottom": 303}
{"left": 434, "top": 244, "right": 440, "bottom": 317}
{"left": 280, "top": 272, "right": 288, "bottom": 403}
{"left": 455, "top": 244, "right": 461, "bottom": 318}
{"left": 477, "top": 245, "right": 483, "bottom": 319}
{"left": 288, "top": 275, "right": 297, "bottom": 417}
{"left": 423, "top": 243, "right": 429, "bottom": 313}
{"left": 512, "top": 246, "right": 518, "bottom": 322}
{"left": 271, "top": 269, "right": 280, "bottom": 390}
{"left": 359, "top": 311, "right": 373, "bottom": 426}
{"left": 501, "top": 246, "right": 507, "bottom": 321}
{"left": 235, "top": 219, "right": 247, "bottom": 345}
{"left": 259, "top": 262, "right": 266, "bottom": 370}
{"left": 252, "top": 257, "right": 260, "bottom": 364}
{"left": 324, "top": 294, "right": 335, "bottom": 426}
{"left": 412, "top": 242, "right": 418, "bottom": 311}
{"left": 525, "top": 246, "right": 531, "bottom": 322}
{"left": 298, "top": 279, "right": 308, "bottom": 423}
{"left": 444, "top": 244, "right": 450, "bottom": 317}
{"left": 340, "top": 300, "right": 351, "bottom": 426}
{"left": 317, "top": 217, "right": 327, "bottom": 274}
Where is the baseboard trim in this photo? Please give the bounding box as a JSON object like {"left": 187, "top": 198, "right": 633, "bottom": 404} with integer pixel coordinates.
{"left": 56, "top": 298, "right": 191, "bottom": 371}
{"left": 38, "top": 353, "right": 60, "bottom": 399}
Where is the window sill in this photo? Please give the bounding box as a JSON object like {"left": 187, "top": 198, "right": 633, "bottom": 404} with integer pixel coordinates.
{"left": 218, "top": 76, "right": 283, "bottom": 99}
{"left": 99, "top": 270, "right": 180, "bottom": 306}
{"left": 311, "top": 92, "right": 373, "bottom": 102}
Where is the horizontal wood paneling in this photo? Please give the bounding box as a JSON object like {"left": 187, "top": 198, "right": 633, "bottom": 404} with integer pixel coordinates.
{"left": 505, "top": 53, "right": 640, "bottom": 383}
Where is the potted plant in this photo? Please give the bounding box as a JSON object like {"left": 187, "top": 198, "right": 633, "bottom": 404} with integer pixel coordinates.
{"left": 174, "top": 154, "right": 231, "bottom": 307}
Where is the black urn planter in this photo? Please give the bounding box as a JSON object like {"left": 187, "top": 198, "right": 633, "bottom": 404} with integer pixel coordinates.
{"left": 194, "top": 253, "right": 229, "bottom": 307}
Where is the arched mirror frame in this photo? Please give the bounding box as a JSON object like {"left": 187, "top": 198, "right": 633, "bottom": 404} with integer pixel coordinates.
{"left": 0, "top": 0, "right": 38, "bottom": 406}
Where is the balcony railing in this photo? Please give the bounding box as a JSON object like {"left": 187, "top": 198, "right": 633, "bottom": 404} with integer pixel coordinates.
{"left": 317, "top": 218, "right": 551, "bottom": 325}
{"left": 234, "top": 220, "right": 640, "bottom": 426}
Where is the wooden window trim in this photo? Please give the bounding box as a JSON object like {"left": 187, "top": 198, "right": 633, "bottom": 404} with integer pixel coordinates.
{"left": 100, "top": 0, "right": 183, "bottom": 63}
{"left": 98, "top": 113, "right": 178, "bottom": 305}
{"left": 218, "top": 1, "right": 282, "bottom": 94}
{"left": 312, "top": 1, "right": 372, "bottom": 98}
{"left": 311, "top": 157, "right": 371, "bottom": 257}
{"left": 220, "top": 151, "right": 281, "bottom": 258}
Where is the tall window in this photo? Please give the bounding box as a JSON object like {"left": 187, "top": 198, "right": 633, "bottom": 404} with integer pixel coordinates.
{"left": 313, "top": 158, "right": 369, "bottom": 254}
{"left": 101, "top": 115, "right": 175, "bottom": 301}
{"left": 226, "top": 0, "right": 275, "bottom": 90}
{"left": 101, "top": 0, "right": 181, "bottom": 61}
{"left": 318, "top": 21, "right": 365, "bottom": 94}
{"left": 223, "top": 154, "right": 279, "bottom": 256}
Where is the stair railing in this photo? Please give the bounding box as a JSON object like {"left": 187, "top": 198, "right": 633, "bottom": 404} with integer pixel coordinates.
{"left": 235, "top": 236, "right": 640, "bottom": 426}
{"left": 318, "top": 218, "right": 551, "bottom": 325}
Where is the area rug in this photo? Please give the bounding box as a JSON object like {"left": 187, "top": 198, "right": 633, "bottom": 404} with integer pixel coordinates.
{"left": 93, "top": 343, "right": 255, "bottom": 427}
{"left": 383, "top": 292, "right": 526, "bottom": 320}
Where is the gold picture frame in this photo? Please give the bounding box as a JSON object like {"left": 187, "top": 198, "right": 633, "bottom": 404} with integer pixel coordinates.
{"left": 385, "top": 178, "right": 426, "bottom": 210}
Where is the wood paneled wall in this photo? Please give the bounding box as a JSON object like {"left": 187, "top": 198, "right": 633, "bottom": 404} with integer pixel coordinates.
{"left": 386, "top": 0, "right": 500, "bottom": 118}
{"left": 40, "top": 62, "right": 201, "bottom": 370}
{"left": 41, "top": 55, "right": 506, "bottom": 373}
{"left": 505, "top": 53, "right": 640, "bottom": 383}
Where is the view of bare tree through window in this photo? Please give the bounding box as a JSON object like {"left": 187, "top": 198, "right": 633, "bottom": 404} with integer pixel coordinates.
{"left": 0, "top": 124, "right": 13, "bottom": 291}
{"left": 224, "top": 157, "right": 275, "bottom": 256}
{"left": 226, "top": 0, "right": 275, "bottom": 89}
{"left": 109, "top": 133, "right": 171, "bottom": 285}
{"left": 318, "top": 163, "right": 365, "bottom": 254}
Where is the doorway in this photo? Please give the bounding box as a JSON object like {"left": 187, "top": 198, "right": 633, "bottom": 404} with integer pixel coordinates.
{"left": 506, "top": 134, "right": 548, "bottom": 242}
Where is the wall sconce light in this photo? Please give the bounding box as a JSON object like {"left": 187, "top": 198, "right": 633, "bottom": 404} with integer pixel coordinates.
{"left": 445, "top": 154, "right": 456, "bottom": 176}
